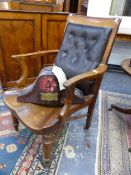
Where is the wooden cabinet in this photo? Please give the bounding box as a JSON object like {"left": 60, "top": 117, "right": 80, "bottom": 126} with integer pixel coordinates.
{"left": 0, "top": 12, "right": 41, "bottom": 88}
{"left": 0, "top": 11, "right": 68, "bottom": 89}
{"left": 0, "top": 0, "right": 64, "bottom": 12}
{"left": 42, "top": 14, "right": 67, "bottom": 64}
{"left": 15, "top": 2, "right": 63, "bottom": 12}
{"left": 78, "top": 0, "right": 88, "bottom": 15}
{"left": 63, "top": 0, "right": 88, "bottom": 15}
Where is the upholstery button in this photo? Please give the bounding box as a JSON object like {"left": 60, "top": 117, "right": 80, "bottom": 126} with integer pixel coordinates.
{"left": 72, "top": 56, "right": 78, "bottom": 63}
{"left": 83, "top": 49, "right": 88, "bottom": 53}
{"left": 81, "top": 32, "right": 86, "bottom": 38}
{"left": 62, "top": 52, "right": 68, "bottom": 57}
{"left": 69, "top": 34, "right": 73, "bottom": 39}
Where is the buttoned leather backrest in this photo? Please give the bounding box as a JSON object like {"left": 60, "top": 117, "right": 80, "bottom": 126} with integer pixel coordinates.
{"left": 55, "top": 23, "right": 112, "bottom": 94}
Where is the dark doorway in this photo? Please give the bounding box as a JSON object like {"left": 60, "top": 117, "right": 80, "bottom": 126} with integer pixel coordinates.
{"left": 123, "top": 0, "right": 131, "bottom": 16}
{"left": 69, "top": 0, "right": 79, "bottom": 13}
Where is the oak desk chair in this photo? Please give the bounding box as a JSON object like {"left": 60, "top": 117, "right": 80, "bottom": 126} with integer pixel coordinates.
{"left": 3, "top": 14, "right": 121, "bottom": 164}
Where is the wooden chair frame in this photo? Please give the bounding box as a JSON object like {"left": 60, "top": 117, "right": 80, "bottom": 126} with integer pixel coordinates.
{"left": 3, "top": 14, "right": 121, "bottom": 164}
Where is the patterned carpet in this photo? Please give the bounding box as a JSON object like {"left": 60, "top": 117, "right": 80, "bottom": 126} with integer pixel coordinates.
{"left": 96, "top": 91, "right": 131, "bottom": 175}
{"left": 0, "top": 93, "right": 69, "bottom": 175}
{"left": 4, "top": 88, "right": 130, "bottom": 174}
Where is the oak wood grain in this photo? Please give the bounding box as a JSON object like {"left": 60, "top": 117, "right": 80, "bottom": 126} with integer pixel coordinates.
{"left": 0, "top": 11, "right": 68, "bottom": 89}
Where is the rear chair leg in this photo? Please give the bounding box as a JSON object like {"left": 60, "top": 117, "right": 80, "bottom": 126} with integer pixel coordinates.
{"left": 11, "top": 114, "right": 19, "bottom": 131}
{"left": 84, "top": 103, "right": 95, "bottom": 130}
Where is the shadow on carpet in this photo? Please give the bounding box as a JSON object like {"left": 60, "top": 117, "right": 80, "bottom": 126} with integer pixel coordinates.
{"left": 96, "top": 90, "right": 131, "bottom": 175}
{"left": 0, "top": 95, "right": 69, "bottom": 175}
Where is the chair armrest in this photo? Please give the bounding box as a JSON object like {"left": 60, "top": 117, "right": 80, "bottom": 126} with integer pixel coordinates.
{"left": 58, "top": 64, "right": 107, "bottom": 122}
{"left": 64, "top": 64, "right": 107, "bottom": 88}
{"left": 11, "top": 50, "right": 59, "bottom": 59}
{"left": 12, "top": 50, "right": 59, "bottom": 87}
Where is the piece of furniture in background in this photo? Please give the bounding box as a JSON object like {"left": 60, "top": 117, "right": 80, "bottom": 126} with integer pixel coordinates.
{"left": 122, "top": 58, "right": 131, "bottom": 75}
{"left": 63, "top": 0, "right": 88, "bottom": 15}
{"left": 2, "top": 14, "right": 121, "bottom": 163}
{"left": 77, "top": 0, "right": 88, "bottom": 15}
{"left": 108, "top": 33, "right": 131, "bottom": 69}
{"left": 0, "top": 0, "right": 63, "bottom": 12}
{"left": 63, "top": 0, "right": 70, "bottom": 12}
{"left": 108, "top": 58, "right": 131, "bottom": 152}
{"left": 0, "top": 11, "right": 68, "bottom": 89}
{"left": 109, "top": 58, "right": 131, "bottom": 114}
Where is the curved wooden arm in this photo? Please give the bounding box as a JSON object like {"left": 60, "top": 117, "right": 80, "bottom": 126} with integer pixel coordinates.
{"left": 59, "top": 87, "right": 75, "bottom": 123}
{"left": 16, "top": 58, "right": 29, "bottom": 87}
{"left": 12, "top": 50, "right": 59, "bottom": 87}
{"left": 64, "top": 64, "right": 107, "bottom": 88}
{"left": 12, "top": 50, "right": 59, "bottom": 59}
{"left": 59, "top": 64, "right": 107, "bottom": 122}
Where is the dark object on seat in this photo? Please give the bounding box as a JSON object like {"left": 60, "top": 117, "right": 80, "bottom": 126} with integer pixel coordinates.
{"left": 17, "top": 65, "right": 85, "bottom": 106}
{"left": 2, "top": 14, "right": 121, "bottom": 164}
{"left": 17, "top": 66, "right": 60, "bottom": 106}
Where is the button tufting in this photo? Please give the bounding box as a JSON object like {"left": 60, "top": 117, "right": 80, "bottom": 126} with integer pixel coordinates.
{"left": 62, "top": 52, "right": 68, "bottom": 57}
{"left": 69, "top": 34, "right": 73, "bottom": 39}
{"left": 72, "top": 56, "right": 78, "bottom": 63}
{"left": 81, "top": 32, "right": 86, "bottom": 38}
{"left": 93, "top": 39, "right": 97, "bottom": 43}
{"left": 55, "top": 22, "right": 112, "bottom": 95}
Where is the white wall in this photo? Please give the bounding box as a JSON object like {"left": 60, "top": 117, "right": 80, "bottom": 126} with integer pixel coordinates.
{"left": 87, "top": 0, "right": 131, "bottom": 35}
{"left": 87, "top": 0, "right": 131, "bottom": 65}
{"left": 108, "top": 41, "right": 131, "bottom": 65}
{"left": 88, "top": 0, "right": 112, "bottom": 17}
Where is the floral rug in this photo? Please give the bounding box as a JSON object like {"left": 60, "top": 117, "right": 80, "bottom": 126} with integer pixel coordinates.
{"left": 0, "top": 93, "right": 69, "bottom": 175}
{"left": 96, "top": 90, "right": 131, "bottom": 175}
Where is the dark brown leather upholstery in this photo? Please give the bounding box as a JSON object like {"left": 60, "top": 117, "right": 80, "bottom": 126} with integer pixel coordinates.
{"left": 55, "top": 23, "right": 112, "bottom": 94}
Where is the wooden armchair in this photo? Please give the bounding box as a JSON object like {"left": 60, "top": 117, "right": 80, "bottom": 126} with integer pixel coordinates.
{"left": 2, "top": 14, "right": 121, "bottom": 164}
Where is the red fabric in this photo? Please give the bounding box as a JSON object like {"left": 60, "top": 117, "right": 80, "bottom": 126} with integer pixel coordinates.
{"left": 38, "top": 76, "right": 57, "bottom": 93}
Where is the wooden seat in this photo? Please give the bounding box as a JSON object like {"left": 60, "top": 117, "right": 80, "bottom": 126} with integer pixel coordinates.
{"left": 2, "top": 14, "right": 121, "bottom": 164}
{"left": 3, "top": 90, "right": 61, "bottom": 133}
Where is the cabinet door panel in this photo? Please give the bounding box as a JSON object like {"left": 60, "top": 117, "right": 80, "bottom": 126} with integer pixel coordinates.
{"left": 42, "top": 13, "right": 68, "bottom": 65}
{"left": 0, "top": 12, "right": 41, "bottom": 88}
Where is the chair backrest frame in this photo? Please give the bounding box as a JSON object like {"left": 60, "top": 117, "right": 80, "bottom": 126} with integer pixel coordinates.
{"left": 65, "top": 14, "right": 121, "bottom": 64}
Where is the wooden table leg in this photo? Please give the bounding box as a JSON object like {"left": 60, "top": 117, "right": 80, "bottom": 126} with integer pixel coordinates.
{"left": 128, "top": 147, "right": 131, "bottom": 152}
{"left": 109, "top": 103, "right": 131, "bottom": 152}
{"left": 109, "top": 104, "right": 131, "bottom": 114}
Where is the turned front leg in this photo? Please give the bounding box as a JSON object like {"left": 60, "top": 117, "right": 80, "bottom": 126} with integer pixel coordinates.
{"left": 42, "top": 126, "right": 63, "bottom": 164}
{"left": 42, "top": 135, "right": 53, "bottom": 164}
